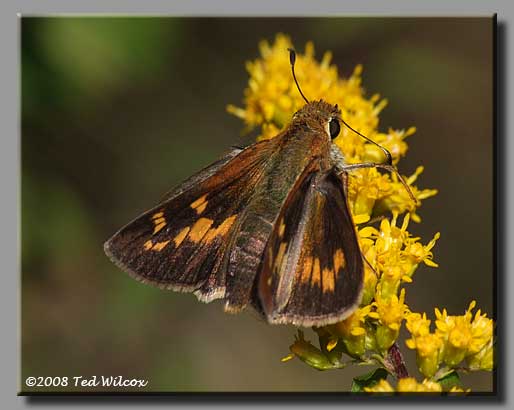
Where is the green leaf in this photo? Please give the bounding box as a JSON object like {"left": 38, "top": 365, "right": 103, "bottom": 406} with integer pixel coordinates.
{"left": 351, "top": 368, "right": 389, "bottom": 392}
{"left": 436, "top": 370, "right": 462, "bottom": 391}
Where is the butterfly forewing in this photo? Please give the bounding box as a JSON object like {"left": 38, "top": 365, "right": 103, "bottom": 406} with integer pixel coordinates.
{"left": 258, "top": 170, "right": 363, "bottom": 327}
{"left": 104, "top": 140, "right": 279, "bottom": 301}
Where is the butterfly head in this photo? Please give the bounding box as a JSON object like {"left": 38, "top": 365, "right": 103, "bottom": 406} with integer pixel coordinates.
{"left": 292, "top": 100, "right": 342, "bottom": 140}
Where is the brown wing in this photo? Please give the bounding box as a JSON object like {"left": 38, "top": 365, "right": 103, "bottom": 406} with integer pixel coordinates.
{"left": 104, "top": 139, "right": 280, "bottom": 303}
{"left": 258, "top": 169, "right": 363, "bottom": 327}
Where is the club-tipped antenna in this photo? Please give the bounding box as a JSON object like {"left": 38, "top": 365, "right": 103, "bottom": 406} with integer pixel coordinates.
{"left": 288, "top": 48, "right": 310, "bottom": 104}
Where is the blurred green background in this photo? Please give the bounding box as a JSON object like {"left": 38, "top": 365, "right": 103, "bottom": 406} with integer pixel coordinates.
{"left": 21, "top": 17, "right": 493, "bottom": 392}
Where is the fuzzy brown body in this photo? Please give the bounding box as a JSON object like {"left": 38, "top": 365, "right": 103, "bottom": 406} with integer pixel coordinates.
{"left": 104, "top": 100, "right": 364, "bottom": 327}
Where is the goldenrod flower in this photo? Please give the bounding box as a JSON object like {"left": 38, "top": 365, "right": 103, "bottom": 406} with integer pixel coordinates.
{"left": 364, "top": 378, "right": 444, "bottom": 393}
{"left": 468, "top": 308, "right": 494, "bottom": 355}
{"left": 467, "top": 338, "right": 494, "bottom": 371}
{"left": 435, "top": 301, "right": 494, "bottom": 369}
{"left": 405, "top": 312, "right": 443, "bottom": 377}
{"left": 406, "top": 312, "right": 431, "bottom": 337}
{"left": 397, "top": 377, "right": 442, "bottom": 393}
{"left": 359, "top": 212, "right": 440, "bottom": 299}
{"left": 327, "top": 305, "right": 372, "bottom": 357}
{"left": 363, "top": 379, "right": 394, "bottom": 393}
{"left": 448, "top": 386, "right": 471, "bottom": 394}
{"left": 369, "top": 288, "right": 408, "bottom": 350}
{"left": 406, "top": 333, "right": 443, "bottom": 378}
{"left": 404, "top": 229, "right": 440, "bottom": 268}
{"left": 405, "top": 302, "right": 494, "bottom": 376}
{"left": 372, "top": 166, "right": 438, "bottom": 221}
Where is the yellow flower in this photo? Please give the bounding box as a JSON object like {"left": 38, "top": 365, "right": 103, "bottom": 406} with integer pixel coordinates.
{"left": 364, "top": 379, "right": 394, "bottom": 393}
{"left": 369, "top": 288, "right": 408, "bottom": 350}
{"left": 405, "top": 312, "right": 431, "bottom": 337}
{"left": 467, "top": 338, "right": 493, "bottom": 371}
{"left": 405, "top": 311, "right": 444, "bottom": 377}
{"left": 434, "top": 301, "right": 494, "bottom": 369}
{"left": 404, "top": 230, "right": 440, "bottom": 268}
{"left": 327, "top": 305, "right": 372, "bottom": 357}
{"left": 330, "top": 305, "right": 371, "bottom": 338}
{"left": 349, "top": 168, "right": 395, "bottom": 217}
{"left": 370, "top": 288, "right": 407, "bottom": 330}
{"left": 468, "top": 308, "right": 494, "bottom": 355}
{"left": 406, "top": 333, "right": 443, "bottom": 378}
{"left": 365, "top": 378, "right": 444, "bottom": 393}
{"left": 449, "top": 386, "right": 471, "bottom": 394}
{"left": 360, "top": 212, "right": 440, "bottom": 297}
{"left": 396, "top": 377, "right": 442, "bottom": 393}
{"left": 372, "top": 166, "right": 438, "bottom": 220}
{"left": 405, "top": 303, "right": 494, "bottom": 376}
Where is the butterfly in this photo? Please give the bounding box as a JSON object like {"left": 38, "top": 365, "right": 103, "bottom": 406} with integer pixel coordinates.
{"left": 104, "top": 49, "right": 413, "bottom": 327}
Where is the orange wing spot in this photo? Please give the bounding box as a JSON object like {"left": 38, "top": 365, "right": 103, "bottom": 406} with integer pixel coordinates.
{"left": 322, "top": 267, "right": 335, "bottom": 292}
{"left": 153, "top": 221, "right": 167, "bottom": 234}
{"left": 300, "top": 256, "right": 313, "bottom": 283}
{"left": 190, "top": 194, "right": 208, "bottom": 214}
{"left": 334, "top": 248, "right": 346, "bottom": 271}
{"left": 173, "top": 227, "right": 190, "bottom": 247}
{"left": 311, "top": 258, "right": 321, "bottom": 287}
{"left": 151, "top": 211, "right": 164, "bottom": 220}
{"left": 203, "top": 229, "right": 217, "bottom": 244}
{"left": 274, "top": 242, "right": 288, "bottom": 273}
{"left": 204, "top": 214, "right": 237, "bottom": 243}
{"left": 195, "top": 201, "right": 208, "bottom": 214}
{"left": 152, "top": 240, "right": 170, "bottom": 251}
{"left": 143, "top": 240, "right": 153, "bottom": 250}
{"left": 278, "top": 219, "right": 286, "bottom": 238}
{"left": 188, "top": 218, "right": 214, "bottom": 243}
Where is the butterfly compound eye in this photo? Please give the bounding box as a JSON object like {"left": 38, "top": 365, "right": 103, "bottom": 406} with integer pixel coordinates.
{"left": 329, "top": 118, "right": 340, "bottom": 139}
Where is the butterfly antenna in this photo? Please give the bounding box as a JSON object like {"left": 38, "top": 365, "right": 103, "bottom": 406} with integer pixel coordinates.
{"left": 288, "top": 48, "right": 310, "bottom": 104}
{"left": 339, "top": 117, "right": 393, "bottom": 166}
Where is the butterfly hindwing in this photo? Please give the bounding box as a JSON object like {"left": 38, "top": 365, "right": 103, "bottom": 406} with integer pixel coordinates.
{"left": 258, "top": 169, "right": 363, "bottom": 327}
{"left": 104, "top": 140, "right": 279, "bottom": 302}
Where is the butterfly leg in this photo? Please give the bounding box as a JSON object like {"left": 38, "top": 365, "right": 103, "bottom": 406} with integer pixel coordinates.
{"left": 339, "top": 169, "right": 349, "bottom": 197}
{"left": 340, "top": 162, "right": 396, "bottom": 173}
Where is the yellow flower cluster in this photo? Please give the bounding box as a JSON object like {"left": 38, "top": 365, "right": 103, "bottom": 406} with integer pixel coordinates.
{"left": 406, "top": 301, "right": 494, "bottom": 377}
{"left": 228, "top": 34, "right": 493, "bottom": 393}
{"left": 364, "top": 378, "right": 470, "bottom": 393}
